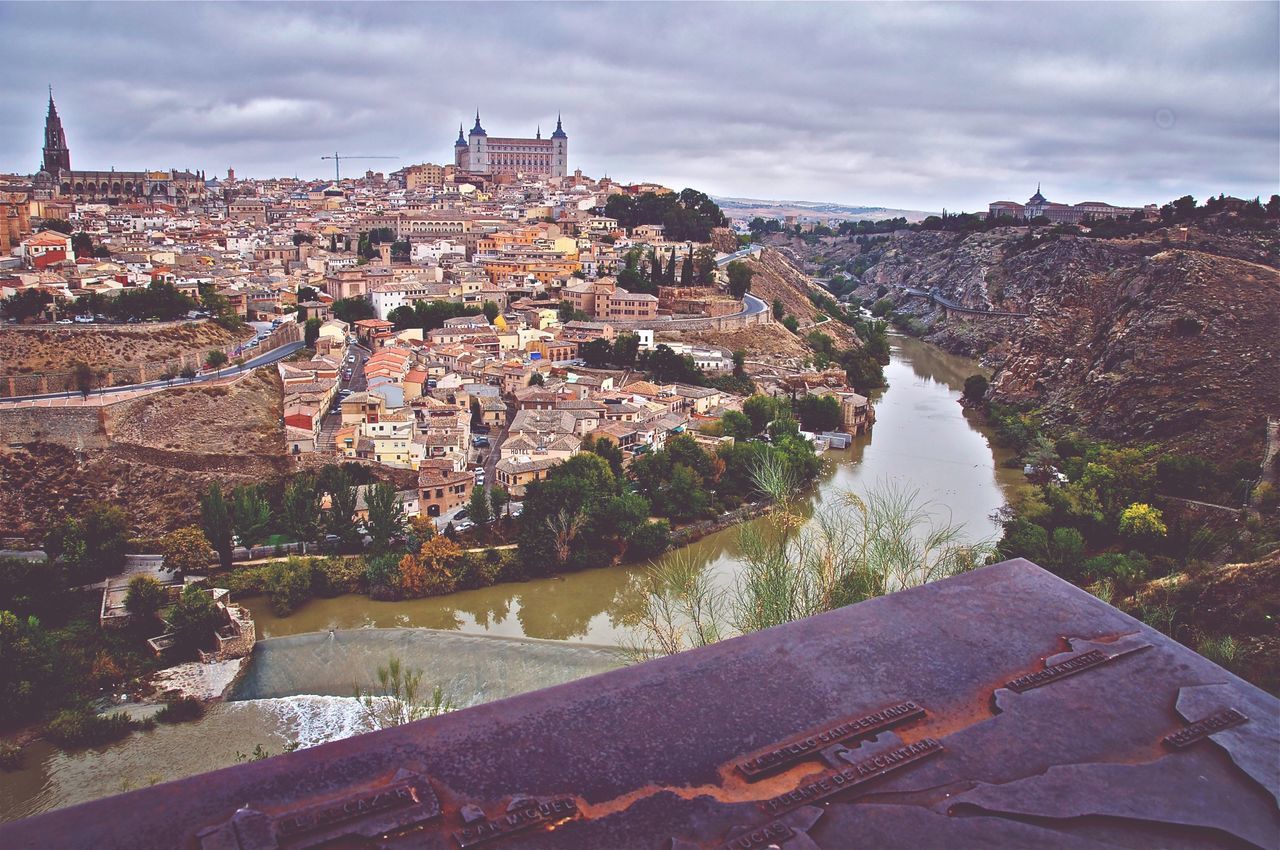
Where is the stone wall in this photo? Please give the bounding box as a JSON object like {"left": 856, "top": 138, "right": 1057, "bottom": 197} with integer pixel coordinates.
{"left": 0, "top": 405, "right": 108, "bottom": 449}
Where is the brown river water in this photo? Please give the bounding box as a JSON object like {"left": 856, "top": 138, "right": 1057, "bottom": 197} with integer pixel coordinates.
{"left": 0, "top": 335, "right": 1023, "bottom": 822}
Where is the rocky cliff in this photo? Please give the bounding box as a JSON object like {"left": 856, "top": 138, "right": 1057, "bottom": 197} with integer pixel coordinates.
{"left": 856, "top": 220, "right": 1280, "bottom": 464}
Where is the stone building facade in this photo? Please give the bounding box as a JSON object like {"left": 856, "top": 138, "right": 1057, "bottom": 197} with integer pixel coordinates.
{"left": 455, "top": 112, "right": 568, "bottom": 179}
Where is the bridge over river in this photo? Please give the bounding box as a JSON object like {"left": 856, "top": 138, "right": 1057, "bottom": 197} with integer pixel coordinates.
{"left": 903, "top": 287, "right": 1030, "bottom": 319}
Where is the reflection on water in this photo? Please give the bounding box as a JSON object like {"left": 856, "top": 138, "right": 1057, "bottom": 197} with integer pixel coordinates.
{"left": 0, "top": 335, "right": 1026, "bottom": 824}
{"left": 245, "top": 335, "right": 1022, "bottom": 647}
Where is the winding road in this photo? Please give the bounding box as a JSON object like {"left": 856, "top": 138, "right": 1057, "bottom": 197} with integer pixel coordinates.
{"left": 0, "top": 340, "right": 306, "bottom": 405}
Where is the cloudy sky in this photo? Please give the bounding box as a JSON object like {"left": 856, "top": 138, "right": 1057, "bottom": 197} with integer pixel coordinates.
{"left": 1, "top": 2, "right": 1276, "bottom": 213}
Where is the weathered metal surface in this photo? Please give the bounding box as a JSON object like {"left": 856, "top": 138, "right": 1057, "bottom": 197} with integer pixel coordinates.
{"left": 734, "top": 700, "right": 925, "bottom": 781}
{"left": 2, "top": 558, "right": 1277, "bottom": 849}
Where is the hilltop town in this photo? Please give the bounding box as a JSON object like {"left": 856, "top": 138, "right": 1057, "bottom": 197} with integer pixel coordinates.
{"left": 1, "top": 100, "right": 881, "bottom": 543}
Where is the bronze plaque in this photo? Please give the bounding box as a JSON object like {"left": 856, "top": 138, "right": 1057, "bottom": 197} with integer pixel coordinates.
{"left": 761, "top": 737, "right": 944, "bottom": 815}
{"left": 453, "top": 797, "right": 578, "bottom": 848}
{"left": 1006, "top": 649, "right": 1108, "bottom": 692}
{"left": 735, "top": 700, "right": 926, "bottom": 781}
{"left": 1163, "top": 708, "right": 1249, "bottom": 749}
{"left": 196, "top": 770, "right": 440, "bottom": 850}
{"left": 712, "top": 820, "right": 794, "bottom": 850}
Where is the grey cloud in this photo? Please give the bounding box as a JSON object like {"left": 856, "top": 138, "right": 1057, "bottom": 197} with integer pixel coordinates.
{"left": 1, "top": 1, "right": 1275, "bottom": 212}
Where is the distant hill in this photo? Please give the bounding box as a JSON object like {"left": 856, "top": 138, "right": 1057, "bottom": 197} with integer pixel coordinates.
{"left": 712, "top": 196, "right": 935, "bottom": 225}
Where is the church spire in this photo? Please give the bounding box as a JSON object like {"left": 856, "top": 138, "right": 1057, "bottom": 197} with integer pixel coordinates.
{"left": 42, "top": 86, "right": 70, "bottom": 174}
{"left": 551, "top": 113, "right": 567, "bottom": 139}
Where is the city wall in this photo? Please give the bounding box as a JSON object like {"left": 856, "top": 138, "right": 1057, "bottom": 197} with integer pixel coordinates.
{"left": 0, "top": 322, "right": 300, "bottom": 399}
{"left": 609, "top": 303, "right": 771, "bottom": 333}
{"left": 0, "top": 405, "right": 109, "bottom": 449}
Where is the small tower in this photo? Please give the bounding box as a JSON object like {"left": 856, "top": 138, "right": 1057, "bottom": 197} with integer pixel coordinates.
{"left": 550, "top": 113, "right": 568, "bottom": 179}
{"left": 454, "top": 124, "right": 468, "bottom": 170}
{"left": 468, "top": 110, "right": 488, "bottom": 173}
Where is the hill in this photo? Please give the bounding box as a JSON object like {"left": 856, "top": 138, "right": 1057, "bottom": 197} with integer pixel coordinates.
{"left": 0, "top": 369, "right": 290, "bottom": 540}
{"left": 851, "top": 218, "right": 1280, "bottom": 465}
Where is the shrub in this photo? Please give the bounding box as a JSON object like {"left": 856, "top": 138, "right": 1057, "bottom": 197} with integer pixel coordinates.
{"left": 154, "top": 695, "right": 206, "bottom": 724}
{"left": 962, "top": 375, "right": 989, "bottom": 404}
{"left": 1048, "top": 527, "right": 1086, "bottom": 576}
{"left": 46, "top": 707, "right": 138, "bottom": 748}
{"left": 627, "top": 521, "right": 672, "bottom": 560}
{"left": 0, "top": 742, "right": 22, "bottom": 771}
{"left": 1119, "top": 502, "right": 1167, "bottom": 541}
{"left": 312, "top": 557, "right": 362, "bottom": 597}
{"left": 1082, "top": 551, "right": 1150, "bottom": 588}
{"left": 124, "top": 576, "right": 167, "bottom": 622}
{"left": 1195, "top": 635, "right": 1239, "bottom": 672}
{"left": 363, "top": 553, "right": 402, "bottom": 600}
{"left": 264, "top": 559, "right": 315, "bottom": 616}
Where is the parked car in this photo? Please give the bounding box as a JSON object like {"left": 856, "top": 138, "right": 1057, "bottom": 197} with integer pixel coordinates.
{"left": 56, "top": 318, "right": 73, "bottom": 325}
{"left": 471, "top": 436, "right": 489, "bottom": 448}
{"left": 338, "top": 389, "right": 353, "bottom": 398}
{"left": 454, "top": 519, "right": 475, "bottom": 532}
{"left": 74, "top": 315, "right": 94, "bottom": 323}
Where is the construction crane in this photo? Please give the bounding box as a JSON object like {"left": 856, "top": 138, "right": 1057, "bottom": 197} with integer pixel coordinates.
{"left": 320, "top": 152, "right": 399, "bottom": 183}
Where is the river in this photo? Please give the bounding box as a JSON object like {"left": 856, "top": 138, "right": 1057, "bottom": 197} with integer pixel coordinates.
{"left": 0, "top": 335, "right": 1023, "bottom": 822}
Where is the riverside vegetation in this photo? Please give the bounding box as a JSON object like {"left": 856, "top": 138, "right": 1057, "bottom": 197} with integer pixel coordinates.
{"left": 968, "top": 379, "right": 1279, "bottom": 692}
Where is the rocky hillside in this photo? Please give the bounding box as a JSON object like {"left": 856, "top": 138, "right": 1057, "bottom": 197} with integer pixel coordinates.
{"left": 857, "top": 221, "right": 1280, "bottom": 464}
{"left": 0, "top": 370, "right": 291, "bottom": 539}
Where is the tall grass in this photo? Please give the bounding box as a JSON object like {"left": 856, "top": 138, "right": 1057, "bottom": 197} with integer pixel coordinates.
{"left": 623, "top": 480, "right": 992, "bottom": 661}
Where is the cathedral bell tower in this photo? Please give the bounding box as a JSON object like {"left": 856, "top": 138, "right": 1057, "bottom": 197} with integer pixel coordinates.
{"left": 42, "top": 87, "right": 71, "bottom": 174}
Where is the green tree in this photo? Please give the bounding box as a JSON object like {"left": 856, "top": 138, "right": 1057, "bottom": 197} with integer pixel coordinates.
{"left": 742, "top": 394, "right": 786, "bottom": 435}
{"left": 489, "top": 485, "right": 510, "bottom": 520}
{"left": 720, "top": 410, "right": 754, "bottom": 441}
{"left": 324, "top": 471, "right": 360, "bottom": 551}
{"left": 161, "top": 526, "right": 213, "bottom": 575}
{"left": 681, "top": 249, "right": 695, "bottom": 285}
{"left": 304, "top": 317, "right": 322, "bottom": 348}
{"left": 169, "top": 585, "right": 224, "bottom": 652}
{"left": 997, "top": 518, "right": 1050, "bottom": 563}
{"left": 626, "top": 520, "right": 671, "bottom": 560}
{"left": 0, "top": 611, "right": 56, "bottom": 725}
{"left": 365, "top": 482, "right": 407, "bottom": 553}
{"left": 468, "top": 485, "right": 492, "bottom": 526}
{"left": 612, "top": 333, "right": 640, "bottom": 368}
{"left": 201, "top": 483, "right": 234, "bottom": 569}
{"left": 283, "top": 474, "right": 322, "bottom": 546}
{"left": 205, "top": 350, "right": 228, "bottom": 372}
{"left": 332, "top": 297, "right": 375, "bottom": 324}
{"left": 725, "top": 260, "right": 754, "bottom": 299}
{"left": 580, "top": 338, "right": 613, "bottom": 368}
{"left": 694, "top": 246, "right": 717, "bottom": 284}
{"left": 772, "top": 298, "right": 785, "bottom": 321}
{"left": 124, "top": 576, "right": 167, "bottom": 622}
{"left": 1049, "top": 527, "right": 1086, "bottom": 577}
{"left": 528, "top": 371, "right": 545, "bottom": 387}
{"left": 963, "top": 374, "right": 989, "bottom": 404}
{"left": 1, "top": 288, "right": 54, "bottom": 322}
{"left": 230, "top": 485, "right": 272, "bottom": 548}
{"left": 482, "top": 301, "right": 500, "bottom": 323}
{"left": 79, "top": 502, "right": 129, "bottom": 579}
{"left": 796, "top": 395, "right": 843, "bottom": 432}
